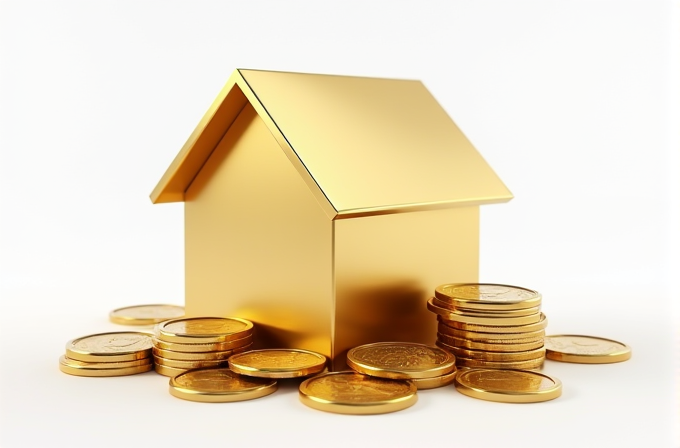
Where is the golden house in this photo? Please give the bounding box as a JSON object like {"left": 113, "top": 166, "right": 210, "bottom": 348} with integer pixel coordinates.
{"left": 151, "top": 69, "right": 512, "bottom": 369}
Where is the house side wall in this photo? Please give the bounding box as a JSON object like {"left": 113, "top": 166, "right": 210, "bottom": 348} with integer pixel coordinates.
{"left": 184, "top": 103, "right": 333, "bottom": 358}
{"left": 333, "top": 206, "right": 479, "bottom": 369}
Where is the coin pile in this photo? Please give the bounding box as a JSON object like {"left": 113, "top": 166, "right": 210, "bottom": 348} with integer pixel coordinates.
{"left": 428, "top": 283, "right": 547, "bottom": 370}
{"left": 152, "top": 317, "right": 254, "bottom": 377}
{"left": 59, "top": 332, "right": 154, "bottom": 377}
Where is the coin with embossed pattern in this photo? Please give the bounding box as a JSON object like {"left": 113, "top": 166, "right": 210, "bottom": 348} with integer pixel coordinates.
{"left": 544, "top": 335, "right": 631, "bottom": 364}
{"left": 169, "top": 367, "right": 277, "bottom": 402}
{"left": 59, "top": 355, "right": 153, "bottom": 377}
{"left": 435, "top": 283, "right": 541, "bottom": 310}
{"left": 454, "top": 368, "right": 561, "bottom": 403}
{"left": 109, "top": 304, "right": 185, "bottom": 325}
{"left": 66, "top": 332, "right": 153, "bottom": 362}
{"left": 228, "top": 349, "right": 327, "bottom": 378}
{"left": 299, "top": 371, "right": 417, "bottom": 415}
{"left": 347, "top": 342, "right": 456, "bottom": 380}
{"left": 156, "top": 317, "right": 253, "bottom": 344}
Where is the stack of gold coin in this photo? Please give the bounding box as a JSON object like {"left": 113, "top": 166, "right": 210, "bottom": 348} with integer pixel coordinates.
{"left": 428, "top": 283, "right": 547, "bottom": 370}
{"left": 346, "top": 342, "right": 457, "bottom": 390}
{"left": 152, "top": 317, "right": 254, "bottom": 377}
{"left": 59, "top": 332, "right": 154, "bottom": 377}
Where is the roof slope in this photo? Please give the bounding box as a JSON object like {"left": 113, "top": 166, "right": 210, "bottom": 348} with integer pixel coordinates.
{"left": 151, "top": 69, "right": 512, "bottom": 219}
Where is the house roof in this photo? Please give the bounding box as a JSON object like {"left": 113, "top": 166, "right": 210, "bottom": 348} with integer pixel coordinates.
{"left": 150, "top": 69, "right": 512, "bottom": 220}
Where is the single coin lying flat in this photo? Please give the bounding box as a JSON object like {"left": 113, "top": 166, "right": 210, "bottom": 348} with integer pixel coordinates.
{"left": 299, "top": 371, "right": 417, "bottom": 415}
{"left": 454, "top": 368, "right": 561, "bottom": 403}
{"left": 228, "top": 349, "right": 327, "bottom": 378}
{"left": 347, "top": 342, "right": 456, "bottom": 380}
{"left": 169, "top": 367, "right": 277, "bottom": 403}
{"left": 109, "top": 304, "right": 185, "bottom": 325}
{"left": 155, "top": 317, "right": 253, "bottom": 344}
{"left": 544, "top": 335, "right": 631, "bottom": 364}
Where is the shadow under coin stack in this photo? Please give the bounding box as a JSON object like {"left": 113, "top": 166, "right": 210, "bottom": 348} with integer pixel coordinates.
{"left": 152, "top": 317, "right": 254, "bottom": 377}
{"left": 59, "top": 332, "right": 154, "bottom": 377}
{"left": 427, "top": 283, "right": 547, "bottom": 370}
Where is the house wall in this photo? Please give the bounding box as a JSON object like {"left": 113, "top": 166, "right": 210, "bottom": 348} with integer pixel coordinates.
{"left": 184, "top": 103, "right": 333, "bottom": 358}
{"left": 333, "top": 206, "right": 479, "bottom": 369}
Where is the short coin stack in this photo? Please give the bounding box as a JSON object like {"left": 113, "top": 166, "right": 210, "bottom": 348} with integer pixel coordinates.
{"left": 152, "top": 317, "right": 254, "bottom": 377}
{"left": 428, "top": 283, "right": 547, "bottom": 370}
{"left": 59, "top": 332, "right": 154, "bottom": 377}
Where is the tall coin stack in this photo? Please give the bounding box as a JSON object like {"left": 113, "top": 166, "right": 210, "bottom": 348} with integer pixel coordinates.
{"left": 427, "top": 284, "right": 547, "bottom": 370}
{"left": 152, "top": 317, "right": 254, "bottom": 377}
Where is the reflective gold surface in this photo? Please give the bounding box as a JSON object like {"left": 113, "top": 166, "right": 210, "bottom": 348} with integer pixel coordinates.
{"left": 59, "top": 356, "right": 152, "bottom": 369}
{"left": 66, "top": 332, "right": 153, "bottom": 363}
{"left": 410, "top": 368, "right": 458, "bottom": 390}
{"left": 437, "top": 324, "right": 545, "bottom": 342}
{"left": 151, "top": 336, "right": 252, "bottom": 353}
{"left": 431, "top": 297, "right": 541, "bottom": 317}
{"left": 429, "top": 299, "right": 541, "bottom": 326}
{"left": 446, "top": 346, "right": 546, "bottom": 362}
{"left": 346, "top": 342, "right": 456, "bottom": 380}
{"left": 298, "top": 371, "right": 417, "bottom": 415}
{"left": 228, "top": 349, "right": 327, "bottom": 379}
{"left": 154, "top": 364, "right": 186, "bottom": 378}
{"left": 156, "top": 317, "right": 253, "bottom": 343}
{"left": 109, "top": 304, "right": 185, "bottom": 325}
{"left": 435, "top": 284, "right": 540, "bottom": 310}
{"left": 153, "top": 355, "right": 228, "bottom": 369}
{"left": 437, "top": 313, "right": 548, "bottom": 334}
{"left": 152, "top": 346, "right": 244, "bottom": 361}
{"left": 455, "top": 356, "right": 544, "bottom": 370}
{"left": 544, "top": 335, "right": 631, "bottom": 364}
{"left": 58, "top": 356, "right": 153, "bottom": 377}
{"left": 454, "top": 369, "right": 561, "bottom": 403}
{"left": 151, "top": 69, "right": 511, "bottom": 370}
{"left": 169, "top": 367, "right": 277, "bottom": 403}
{"left": 437, "top": 336, "right": 544, "bottom": 353}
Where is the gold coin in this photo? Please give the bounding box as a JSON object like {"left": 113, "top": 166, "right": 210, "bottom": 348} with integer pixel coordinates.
{"left": 109, "top": 304, "right": 185, "bottom": 325}
{"left": 59, "top": 356, "right": 152, "bottom": 369}
{"left": 169, "top": 367, "right": 278, "bottom": 403}
{"left": 544, "top": 335, "right": 631, "bottom": 364}
{"left": 152, "top": 346, "right": 248, "bottom": 361}
{"left": 437, "top": 334, "right": 544, "bottom": 352}
{"left": 299, "top": 371, "right": 417, "bottom": 415}
{"left": 154, "top": 363, "right": 186, "bottom": 377}
{"left": 156, "top": 317, "right": 253, "bottom": 344}
{"left": 151, "top": 335, "right": 253, "bottom": 352}
{"left": 455, "top": 356, "right": 544, "bottom": 370}
{"left": 153, "top": 355, "right": 229, "bottom": 369}
{"left": 428, "top": 298, "right": 541, "bottom": 326}
{"left": 454, "top": 368, "right": 561, "bottom": 403}
{"left": 446, "top": 346, "right": 545, "bottom": 362}
{"left": 59, "top": 356, "right": 153, "bottom": 377}
{"left": 437, "top": 323, "right": 545, "bottom": 342}
{"left": 435, "top": 283, "right": 541, "bottom": 310}
{"left": 228, "top": 349, "right": 327, "bottom": 379}
{"left": 65, "top": 332, "right": 153, "bottom": 362}
{"left": 437, "top": 313, "right": 548, "bottom": 334}
{"left": 347, "top": 342, "right": 456, "bottom": 380}
{"left": 410, "top": 368, "right": 457, "bottom": 390}
{"left": 431, "top": 297, "right": 541, "bottom": 317}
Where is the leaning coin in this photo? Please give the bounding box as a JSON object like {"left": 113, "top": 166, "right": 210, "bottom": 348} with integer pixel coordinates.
{"left": 66, "top": 332, "right": 153, "bottom": 362}
{"left": 435, "top": 283, "right": 541, "bottom": 310}
{"left": 347, "top": 342, "right": 455, "bottom": 380}
{"left": 156, "top": 317, "right": 253, "bottom": 344}
{"left": 59, "top": 356, "right": 153, "bottom": 377}
{"left": 228, "top": 349, "right": 327, "bottom": 379}
{"left": 299, "top": 371, "right": 417, "bottom": 415}
{"left": 437, "top": 313, "right": 548, "bottom": 334}
{"left": 109, "top": 304, "right": 185, "bottom": 325}
{"left": 169, "top": 367, "right": 277, "bottom": 403}
{"left": 454, "top": 368, "right": 561, "bottom": 403}
{"left": 428, "top": 298, "right": 541, "bottom": 326}
{"left": 544, "top": 335, "right": 631, "bottom": 364}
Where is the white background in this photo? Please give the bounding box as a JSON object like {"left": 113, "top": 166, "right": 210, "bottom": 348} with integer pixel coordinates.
{"left": 1, "top": 1, "right": 678, "bottom": 447}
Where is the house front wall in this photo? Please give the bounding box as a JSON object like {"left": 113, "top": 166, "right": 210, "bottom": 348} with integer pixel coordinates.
{"left": 184, "top": 103, "right": 333, "bottom": 358}
{"left": 333, "top": 206, "right": 479, "bottom": 369}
